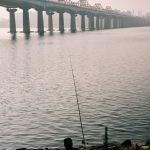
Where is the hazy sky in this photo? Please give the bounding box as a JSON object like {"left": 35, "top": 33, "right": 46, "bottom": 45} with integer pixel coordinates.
{"left": 0, "top": 0, "right": 150, "bottom": 19}
{"left": 90, "top": 0, "right": 150, "bottom": 13}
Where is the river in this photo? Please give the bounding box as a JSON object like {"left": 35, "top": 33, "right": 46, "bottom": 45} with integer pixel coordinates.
{"left": 0, "top": 27, "right": 150, "bottom": 149}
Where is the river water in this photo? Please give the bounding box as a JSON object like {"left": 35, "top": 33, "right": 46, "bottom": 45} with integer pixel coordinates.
{"left": 0, "top": 27, "right": 150, "bottom": 149}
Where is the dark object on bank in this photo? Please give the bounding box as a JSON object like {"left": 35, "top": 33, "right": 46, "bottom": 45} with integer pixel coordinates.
{"left": 135, "top": 144, "right": 141, "bottom": 150}
{"left": 121, "top": 139, "right": 132, "bottom": 147}
{"left": 64, "top": 138, "right": 79, "bottom": 150}
{"left": 16, "top": 148, "right": 27, "bottom": 150}
{"left": 146, "top": 139, "right": 150, "bottom": 146}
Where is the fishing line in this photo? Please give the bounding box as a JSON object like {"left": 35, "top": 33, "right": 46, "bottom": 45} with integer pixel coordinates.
{"left": 69, "top": 55, "right": 86, "bottom": 149}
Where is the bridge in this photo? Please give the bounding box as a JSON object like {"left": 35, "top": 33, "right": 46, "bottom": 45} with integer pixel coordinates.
{"left": 0, "top": 0, "right": 149, "bottom": 33}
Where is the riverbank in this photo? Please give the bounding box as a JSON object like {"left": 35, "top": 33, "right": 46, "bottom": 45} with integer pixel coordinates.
{"left": 16, "top": 140, "right": 150, "bottom": 150}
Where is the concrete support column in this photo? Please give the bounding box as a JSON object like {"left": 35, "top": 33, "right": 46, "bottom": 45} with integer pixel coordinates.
{"left": 133, "top": 18, "right": 137, "bottom": 27}
{"left": 119, "top": 18, "right": 123, "bottom": 28}
{"left": 23, "top": 8, "right": 30, "bottom": 33}
{"left": 88, "top": 15, "right": 94, "bottom": 31}
{"left": 141, "top": 18, "right": 146, "bottom": 27}
{"left": 46, "top": 11, "right": 54, "bottom": 33}
{"left": 96, "top": 16, "right": 100, "bottom": 30}
{"left": 81, "top": 14, "right": 85, "bottom": 31}
{"left": 91, "top": 16, "right": 94, "bottom": 30}
{"left": 37, "top": 10, "right": 44, "bottom": 33}
{"left": 110, "top": 18, "right": 114, "bottom": 29}
{"left": 117, "top": 18, "right": 121, "bottom": 28}
{"left": 104, "top": 16, "right": 111, "bottom": 29}
{"left": 99, "top": 17, "right": 102, "bottom": 29}
{"left": 124, "top": 18, "right": 130, "bottom": 28}
{"left": 100, "top": 17, "right": 104, "bottom": 29}
{"left": 113, "top": 18, "right": 117, "bottom": 28}
{"left": 59, "top": 12, "right": 64, "bottom": 33}
{"left": 70, "top": 13, "right": 76, "bottom": 32}
{"left": 7, "top": 8, "right": 17, "bottom": 33}
{"left": 114, "top": 18, "right": 120, "bottom": 28}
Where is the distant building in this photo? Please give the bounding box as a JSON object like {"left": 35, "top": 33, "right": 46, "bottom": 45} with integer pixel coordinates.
{"left": 114, "top": 9, "right": 120, "bottom": 13}
{"left": 105, "top": 6, "right": 112, "bottom": 10}
{"left": 145, "top": 12, "right": 150, "bottom": 18}
{"left": 79, "top": 0, "right": 87, "bottom": 7}
{"left": 71, "top": 1, "right": 80, "bottom": 5}
{"left": 122, "top": 11, "right": 132, "bottom": 16}
{"left": 138, "top": 11, "right": 142, "bottom": 16}
{"left": 94, "top": 3, "right": 103, "bottom": 9}
{"left": 58, "top": 0, "right": 65, "bottom": 2}
{"left": 126, "top": 11, "right": 132, "bottom": 15}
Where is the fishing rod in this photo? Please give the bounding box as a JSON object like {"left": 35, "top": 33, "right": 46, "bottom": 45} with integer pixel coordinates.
{"left": 69, "top": 56, "right": 86, "bottom": 149}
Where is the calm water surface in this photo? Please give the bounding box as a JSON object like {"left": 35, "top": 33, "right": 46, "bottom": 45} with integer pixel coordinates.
{"left": 0, "top": 28, "right": 150, "bottom": 149}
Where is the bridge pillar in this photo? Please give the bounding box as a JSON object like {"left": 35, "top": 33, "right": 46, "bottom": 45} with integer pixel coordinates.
{"left": 81, "top": 14, "right": 85, "bottom": 31}
{"left": 37, "top": 10, "right": 44, "bottom": 33}
{"left": 91, "top": 16, "right": 95, "bottom": 30}
{"left": 23, "top": 8, "right": 30, "bottom": 33}
{"left": 131, "top": 18, "right": 136, "bottom": 27}
{"left": 104, "top": 16, "right": 111, "bottom": 29}
{"left": 88, "top": 15, "right": 94, "bottom": 31}
{"left": 119, "top": 18, "right": 123, "bottom": 28}
{"left": 117, "top": 18, "right": 121, "bottom": 28}
{"left": 113, "top": 18, "right": 117, "bottom": 28}
{"left": 70, "top": 13, "right": 76, "bottom": 32}
{"left": 96, "top": 16, "right": 100, "bottom": 30}
{"left": 59, "top": 12, "right": 64, "bottom": 33}
{"left": 7, "top": 8, "right": 17, "bottom": 33}
{"left": 46, "top": 11, "right": 54, "bottom": 33}
{"left": 129, "top": 18, "right": 134, "bottom": 27}
{"left": 124, "top": 18, "right": 130, "bottom": 28}
{"left": 113, "top": 18, "right": 120, "bottom": 28}
{"left": 100, "top": 17, "right": 104, "bottom": 29}
{"left": 110, "top": 18, "right": 114, "bottom": 29}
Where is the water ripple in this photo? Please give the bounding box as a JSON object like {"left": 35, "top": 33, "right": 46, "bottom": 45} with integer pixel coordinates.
{"left": 0, "top": 28, "right": 150, "bottom": 149}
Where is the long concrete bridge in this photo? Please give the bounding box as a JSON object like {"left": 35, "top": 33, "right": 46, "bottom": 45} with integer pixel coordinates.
{"left": 0, "top": 0, "right": 149, "bottom": 33}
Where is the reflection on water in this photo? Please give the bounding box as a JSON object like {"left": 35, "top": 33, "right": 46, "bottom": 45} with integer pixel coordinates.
{"left": 0, "top": 27, "right": 150, "bottom": 149}
{"left": 11, "top": 33, "right": 17, "bottom": 40}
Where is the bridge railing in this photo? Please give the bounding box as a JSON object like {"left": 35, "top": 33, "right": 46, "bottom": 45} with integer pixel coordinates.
{"left": 43, "top": 0, "right": 131, "bottom": 17}
{"left": 43, "top": 0, "right": 113, "bottom": 12}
